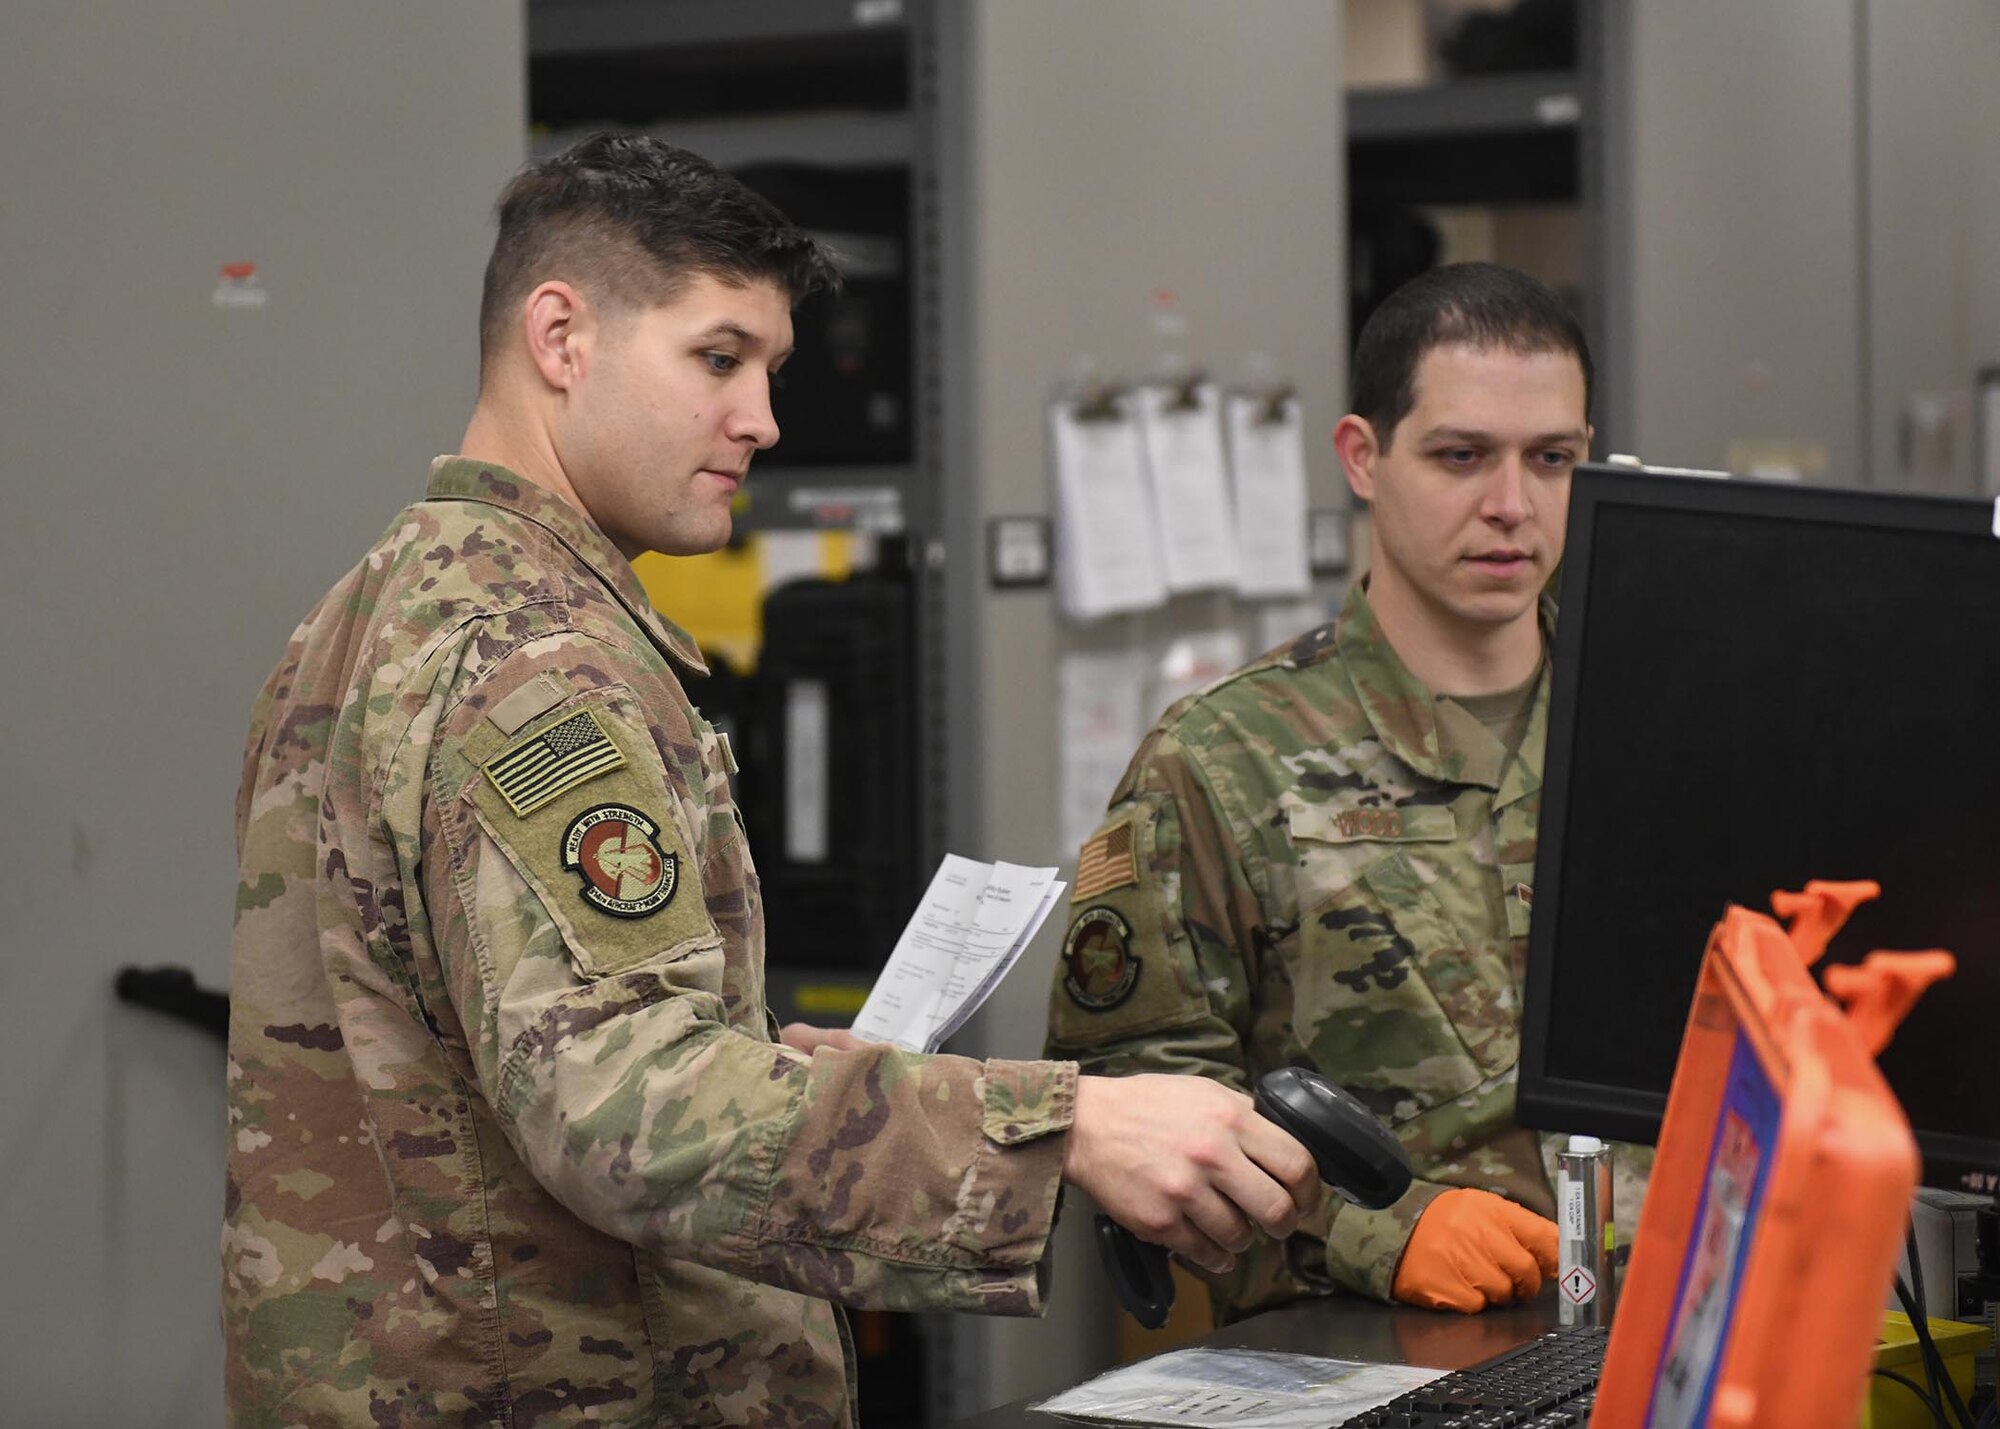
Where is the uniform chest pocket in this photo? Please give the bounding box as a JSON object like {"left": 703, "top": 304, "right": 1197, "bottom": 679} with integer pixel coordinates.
{"left": 1282, "top": 807, "right": 1520, "bottom": 1123}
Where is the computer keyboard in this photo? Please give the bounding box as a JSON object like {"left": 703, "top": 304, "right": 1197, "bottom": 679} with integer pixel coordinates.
{"left": 1334, "top": 1324, "right": 1608, "bottom": 1428}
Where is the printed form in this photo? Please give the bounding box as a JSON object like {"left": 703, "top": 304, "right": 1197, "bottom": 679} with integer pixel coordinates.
{"left": 850, "top": 855, "right": 1067, "bottom": 1053}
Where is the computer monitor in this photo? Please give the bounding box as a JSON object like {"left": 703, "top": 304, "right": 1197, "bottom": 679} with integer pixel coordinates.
{"left": 1517, "top": 463, "right": 2000, "bottom": 1195}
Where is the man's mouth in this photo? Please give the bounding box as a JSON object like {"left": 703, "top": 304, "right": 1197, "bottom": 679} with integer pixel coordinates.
{"left": 1466, "top": 549, "right": 1533, "bottom": 574}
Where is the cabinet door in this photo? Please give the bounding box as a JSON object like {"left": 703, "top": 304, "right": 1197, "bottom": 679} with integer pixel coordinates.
{"left": 1623, "top": 0, "right": 1864, "bottom": 482}
{"left": 1864, "top": 0, "right": 2000, "bottom": 494}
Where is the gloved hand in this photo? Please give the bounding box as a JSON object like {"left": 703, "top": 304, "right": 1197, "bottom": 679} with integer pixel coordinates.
{"left": 1390, "top": 1188, "right": 1558, "bottom": 1313}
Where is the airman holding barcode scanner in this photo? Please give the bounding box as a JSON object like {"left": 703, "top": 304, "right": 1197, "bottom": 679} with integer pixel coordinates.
{"left": 1049, "top": 263, "right": 1649, "bottom": 1319}
{"left": 224, "top": 133, "right": 1322, "bottom": 1428}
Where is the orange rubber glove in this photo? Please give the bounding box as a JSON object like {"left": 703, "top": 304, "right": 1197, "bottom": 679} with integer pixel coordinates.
{"left": 1390, "top": 1188, "right": 1559, "bottom": 1313}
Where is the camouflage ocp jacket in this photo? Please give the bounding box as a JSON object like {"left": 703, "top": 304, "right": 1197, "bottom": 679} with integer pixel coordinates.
{"left": 1047, "top": 581, "right": 1646, "bottom": 1316}
{"left": 227, "top": 458, "right": 1074, "bottom": 1428}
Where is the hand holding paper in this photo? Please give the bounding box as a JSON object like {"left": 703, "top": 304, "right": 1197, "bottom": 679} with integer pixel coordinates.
{"left": 778, "top": 1024, "right": 869, "bottom": 1055}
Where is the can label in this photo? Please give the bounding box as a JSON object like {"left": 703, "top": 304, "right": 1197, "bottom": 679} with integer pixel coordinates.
{"left": 1562, "top": 1173, "right": 1588, "bottom": 1240}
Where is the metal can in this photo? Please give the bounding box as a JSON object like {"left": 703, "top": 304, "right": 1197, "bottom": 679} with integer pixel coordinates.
{"left": 1556, "top": 1134, "right": 1616, "bottom": 1327}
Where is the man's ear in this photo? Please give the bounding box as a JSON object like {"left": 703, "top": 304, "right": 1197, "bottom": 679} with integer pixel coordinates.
{"left": 1333, "top": 414, "right": 1381, "bottom": 503}
{"left": 521, "top": 281, "right": 589, "bottom": 392}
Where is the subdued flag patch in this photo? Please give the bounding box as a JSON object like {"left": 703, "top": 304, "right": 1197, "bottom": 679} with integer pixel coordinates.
{"left": 1073, "top": 820, "right": 1138, "bottom": 900}
{"left": 482, "top": 708, "right": 625, "bottom": 817}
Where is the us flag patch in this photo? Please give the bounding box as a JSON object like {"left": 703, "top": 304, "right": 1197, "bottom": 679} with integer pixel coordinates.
{"left": 482, "top": 708, "right": 625, "bottom": 817}
{"left": 1073, "top": 820, "right": 1138, "bottom": 900}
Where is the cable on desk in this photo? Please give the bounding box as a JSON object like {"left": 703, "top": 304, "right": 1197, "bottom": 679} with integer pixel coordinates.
{"left": 1897, "top": 1226, "right": 1977, "bottom": 1429}
{"left": 1874, "top": 1365, "right": 1951, "bottom": 1429}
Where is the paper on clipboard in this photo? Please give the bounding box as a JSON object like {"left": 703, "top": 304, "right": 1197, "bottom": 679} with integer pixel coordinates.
{"left": 1135, "top": 382, "right": 1240, "bottom": 592}
{"left": 1225, "top": 392, "right": 1312, "bottom": 598}
{"left": 1051, "top": 395, "right": 1168, "bottom": 620}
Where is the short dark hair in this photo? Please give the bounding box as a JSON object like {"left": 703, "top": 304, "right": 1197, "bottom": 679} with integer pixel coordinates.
{"left": 1349, "top": 262, "right": 1592, "bottom": 449}
{"left": 478, "top": 132, "right": 841, "bottom": 373}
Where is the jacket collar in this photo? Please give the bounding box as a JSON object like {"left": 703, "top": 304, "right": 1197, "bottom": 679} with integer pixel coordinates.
{"left": 424, "top": 456, "right": 709, "bottom": 676}
{"left": 1334, "top": 579, "right": 1552, "bottom": 804}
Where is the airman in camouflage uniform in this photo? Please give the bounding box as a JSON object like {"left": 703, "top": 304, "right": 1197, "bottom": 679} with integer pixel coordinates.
{"left": 228, "top": 134, "right": 1318, "bottom": 1427}
{"left": 228, "top": 457, "right": 1083, "bottom": 1426}
{"left": 1049, "top": 263, "right": 1648, "bottom": 1319}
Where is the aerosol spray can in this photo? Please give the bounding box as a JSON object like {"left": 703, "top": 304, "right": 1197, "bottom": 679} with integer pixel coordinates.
{"left": 1557, "top": 1134, "right": 1616, "bottom": 1327}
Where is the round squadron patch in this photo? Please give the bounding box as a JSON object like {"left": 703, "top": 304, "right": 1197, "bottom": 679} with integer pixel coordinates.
{"left": 561, "top": 804, "right": 678, "bottom": 919}
{"left": 1062, "top": 907, "right": 1140, "bottom": 1011}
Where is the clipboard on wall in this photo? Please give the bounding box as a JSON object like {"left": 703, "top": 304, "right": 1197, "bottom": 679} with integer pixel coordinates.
{"left": 1049, "top": 380, "right": 1168, "bottom": 620}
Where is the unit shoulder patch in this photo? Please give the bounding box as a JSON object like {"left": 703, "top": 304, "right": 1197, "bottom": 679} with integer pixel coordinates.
{"left": 561, "top": 804, "right": 679, "bottom": 919}
{"left": 462, "top": 699, "right": 716, "bottom": 978}
{"left": 1062, "top": 906, "right": 1140, "bottom": 1011}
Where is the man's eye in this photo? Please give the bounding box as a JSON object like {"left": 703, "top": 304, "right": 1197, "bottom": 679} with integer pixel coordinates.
{"left": 1438, "top": 448, "right": 1481, "bottom": 467}
{"left": 703, "top": 352, "right": 740, "bottom": 375}
{"left": 1536, "top": 449, "right": 1577, "bottom": 470}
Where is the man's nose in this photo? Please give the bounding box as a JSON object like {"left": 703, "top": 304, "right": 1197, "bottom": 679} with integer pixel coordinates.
{"left": 1485, "top": 457, "right": 1532, "bottom": 524}
{"left": 728, "top": 380, "right": 780, "bottom": 451}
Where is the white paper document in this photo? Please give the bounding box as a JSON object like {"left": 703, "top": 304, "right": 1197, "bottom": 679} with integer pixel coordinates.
{"left": 850, "top": 855, "right": 1067, "bottom": 1053}
{"left": 1225, "top": 393, "right": 1313, "bottom": 598}
{"left": 1135, "top": 382, "right": 1241, "bottom": 592}
{"left": 1051, "top": 396, "right": 1169, "bottom": 620}
{"left": 1034, "top": 1346, "right": 1438, "bottom": 1429}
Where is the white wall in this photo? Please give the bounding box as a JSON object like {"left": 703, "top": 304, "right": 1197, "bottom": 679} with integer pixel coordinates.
{"left": 0, "top": 3, "right": 523, "bottom": 1418}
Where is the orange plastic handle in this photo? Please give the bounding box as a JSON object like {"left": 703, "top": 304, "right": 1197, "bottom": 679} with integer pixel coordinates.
{"left": 1820, "top": 950, "right": 1956, "bottom": 1056}
{"left": 1771, "top": 880, "right": 1880, "bottom": 966}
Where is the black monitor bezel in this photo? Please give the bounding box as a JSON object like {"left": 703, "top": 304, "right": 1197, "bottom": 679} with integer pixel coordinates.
{"left": 1517, "top": 462, "right": 2000, "bottom": 1197}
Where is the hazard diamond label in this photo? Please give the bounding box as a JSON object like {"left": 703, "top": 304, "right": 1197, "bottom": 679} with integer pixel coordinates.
{"left": 1561, "top": 1266, "right": 1598, "bottom": 1305}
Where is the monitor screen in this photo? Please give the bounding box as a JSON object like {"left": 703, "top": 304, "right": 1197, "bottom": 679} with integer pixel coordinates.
{"left": 1518, "top": 465, "right": 2000, "bottom": 1195}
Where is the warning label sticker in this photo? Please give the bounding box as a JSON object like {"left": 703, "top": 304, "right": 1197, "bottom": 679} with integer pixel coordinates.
{"left": 1561, "top": 1266, "right": 1598, "bottom": 1305}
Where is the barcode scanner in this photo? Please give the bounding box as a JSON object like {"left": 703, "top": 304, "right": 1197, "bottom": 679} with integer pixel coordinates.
{"left": 1094, "top": 1066, "right": 1412, "bottom": 1328}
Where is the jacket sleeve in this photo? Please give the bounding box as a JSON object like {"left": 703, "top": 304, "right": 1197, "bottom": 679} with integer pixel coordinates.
{"left": 1044, "top": 729, "right": 1257, "bottom": 1081}
{"left": 417, "top": 650, "right": 1074, "bottom": 1318}
{"left": 1043, "top": 728, "right": 1352, "bottom": 1314}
